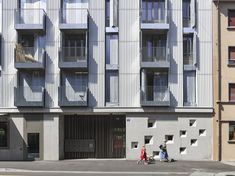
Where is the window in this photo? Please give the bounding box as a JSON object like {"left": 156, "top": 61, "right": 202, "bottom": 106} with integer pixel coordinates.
{"left": 229, "top": 47, "right": 235, "bottom": 64}
{"left": 183, "top": 71, "right": 196, "bottom": 106}
{"left": 228, "top": 10, "right": 235, "bottom": 27}
{"left": 105, "top": 71, "right": 119, "bottom": 104}
{"left": 0, "top": 122, "right": 8, "bottom": 148}
{"left": 142, "top": 0, "right": 165, "bottom": 23}
{"left": 229, "top": 122, "right": 235, "bottom": 141}
{"left": 106, "top": 0, "right": 118, "bottom": 27}
{"left": 63, "top": 34, "right": 86, "bottom": 61}
{"left": 183, "top": 34, "right": 193, "bottom": 65}
{"left": 183, "top": 0, "right": 190, "bottom": 27}
{"left": 229, "top": 84, "right": 235, "bottom": 102}
{"left": 106, "top": 34, "right": 118, "bottom": 65}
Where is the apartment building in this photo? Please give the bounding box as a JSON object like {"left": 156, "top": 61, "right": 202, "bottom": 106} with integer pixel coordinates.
{"left": 0, "top": 0, "right": 212, "bottom": 161}
{"left": 213, "top": 0, "right": 235, "bottom": 161}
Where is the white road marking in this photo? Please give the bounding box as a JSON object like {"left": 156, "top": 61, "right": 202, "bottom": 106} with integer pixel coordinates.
{"left": 0, "top": 168, "right": 189, "bottom": 175}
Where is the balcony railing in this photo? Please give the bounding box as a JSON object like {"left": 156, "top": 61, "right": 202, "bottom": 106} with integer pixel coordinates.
{"left": 15, "top": 44, "right": 45, "bottom": 69}
{"left": 59, "top": 47, "right": 87, "bottom": 69}
{"left": 14, "top": 9, "right": 46, "bottom": 31}
{"left": 59, "top": 8, "right": 88, "bottom": 29}
{"left": 183, "top": 52, "right": 194, "bottom": 65}
{"left": 141, "top": 86, "right": 170, "bottom": 106}
{"left": 14, "top": 86, "right": 45, "bottom": 107}
{"left": 141, "top": 47, "right": 169, "bottom": 68}
{"left": 58, "top": 86, "right": 88, "bottom": 106}
{"left": 141, "top": 8, "right": 168, "bottom": 23}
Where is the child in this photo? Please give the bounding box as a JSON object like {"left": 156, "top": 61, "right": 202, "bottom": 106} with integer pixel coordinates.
{"left": 137, "top": 145, "right": 148, "bottom": 165}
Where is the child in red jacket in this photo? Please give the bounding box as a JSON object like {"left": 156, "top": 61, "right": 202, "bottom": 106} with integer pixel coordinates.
{"left": 137, "top": 145, "right": 148, "bottom": 164}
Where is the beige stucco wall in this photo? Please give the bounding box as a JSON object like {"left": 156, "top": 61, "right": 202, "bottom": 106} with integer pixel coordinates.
{"left": 213, "top": 1, "right": 235, "bottom": 161}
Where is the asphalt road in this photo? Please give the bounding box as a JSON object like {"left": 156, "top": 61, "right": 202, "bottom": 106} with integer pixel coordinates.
{"left": 0, "top": 160, "right": 234, "bottom": 176}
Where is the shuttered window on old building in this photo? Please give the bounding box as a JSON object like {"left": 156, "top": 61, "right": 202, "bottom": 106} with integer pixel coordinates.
{"left": 228, "top": 10, "right": 235, "bottom": 26}
{"left": 229, "top": 84, "right": 235, "bottom": 101}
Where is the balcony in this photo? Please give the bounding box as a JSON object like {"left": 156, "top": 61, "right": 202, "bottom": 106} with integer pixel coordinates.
{"left": 15, "top": 44, "right": 45, "bottom": 69}
{"left": 141, "top": 47, "right": 169, "bottom": 68}
{"left": 58, "top": 86, "right": 88, "bottom": 107}
{"left": 141, "top": 9, "right": 169, "bottom": 30}
{"left": 141, "top": 86, "right": 170, "bottom": 106}
{"left": 14, "top": 9, "right": 46, "bottom": 32}
{"left": 59, "top": 47, "right": 87, "bottom": 69}
{"left": 14, "top": 86, "right": 45, "bottom": 107}
{"left": 59, "top": 9, "right": 88, "bottom": 30}
{"left": 183, "top": 52, "right": 196, "bottom": 70}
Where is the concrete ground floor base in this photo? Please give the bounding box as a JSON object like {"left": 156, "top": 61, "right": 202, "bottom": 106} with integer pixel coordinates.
{"left": 0, "top": 112, "right": 212, "bottom": 161}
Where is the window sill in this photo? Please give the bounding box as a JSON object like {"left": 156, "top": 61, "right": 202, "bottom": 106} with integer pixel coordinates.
{"left": 227, "top": 26, "right": 235, "bottom": 30}
{"left": 228, "top": 63, "right": 235, "bottom": 67}
{"left": 0, "top": 147, "right": 9, "bottom": 150}
{"left": 228, "top": 140, "right": 235, "bottom": 143}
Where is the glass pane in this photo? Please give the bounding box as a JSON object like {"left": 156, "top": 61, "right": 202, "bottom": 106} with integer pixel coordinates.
{"left": 0, "top": 122, "right": 7, "bottom": 147}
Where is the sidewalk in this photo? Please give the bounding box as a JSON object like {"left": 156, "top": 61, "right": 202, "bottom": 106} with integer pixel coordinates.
{"left": 0, "top": 160, "right": 234, "bottom": 176}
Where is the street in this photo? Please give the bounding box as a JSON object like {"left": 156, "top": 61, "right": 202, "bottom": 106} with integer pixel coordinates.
{"left": 0, "top": 160, "right": 234, "bottom": 176}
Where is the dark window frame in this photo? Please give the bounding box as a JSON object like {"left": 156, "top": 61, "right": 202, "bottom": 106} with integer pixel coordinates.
{"left": 229, "top": 122, "right": 235, "bottom": 141}
{"left": 228, "top": 10, "right": 235, "bottom": 27}
{"left": 228, "top": 46, "right": 235, "bottom": 65}
{"left": 0, "top": 122, "right": 9, "bottom": 149}
{"left": 229, "top": 83, "right": 235, "bottom": 102}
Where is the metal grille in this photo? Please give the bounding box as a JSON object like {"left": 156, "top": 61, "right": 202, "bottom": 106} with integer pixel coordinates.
{"left": 64, "top": 115, "right": 126, "bottom": 159}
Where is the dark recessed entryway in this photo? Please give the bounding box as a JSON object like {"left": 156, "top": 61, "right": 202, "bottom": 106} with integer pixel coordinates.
{"left": 64, "top": 115, "right": 126, "bottom": 159}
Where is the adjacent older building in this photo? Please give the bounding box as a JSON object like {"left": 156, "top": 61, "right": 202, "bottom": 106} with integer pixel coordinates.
{"left": 0, "top": 0, "right": 213, "bottom": 160}
{"left": 213, "top": 0, "right": 235, "bottom": 161}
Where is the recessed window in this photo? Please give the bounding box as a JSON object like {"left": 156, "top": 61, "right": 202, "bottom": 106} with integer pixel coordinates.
{"left": 199, "top": 129, "right": 206, "bottom": 136}
{"left": 229, "top": 84, "right": 235, "bottom": 102}
{"left": 152, "top": 151, "right": 160, "bottom": 159}
{"left": 0, "top": 122, "right": 8, "bottom": 148}
{"left": 180, "top": 147, "right": 187, "bottom": 155}
{"left": 144, "top": 136, "right": 153, "bottom": 145}
{"left": 189, "top": 119, "right": 196, "bottom": 127}
{"left": 191, "top": 139, "right": 198, "bottom": 146}
{"left": 229, "top": 122, "right": 235, "bottom": 141}
{"left": 229, "top": 47, "right": 235, "bottom": 65}
{"left": 148, "top": 119, "right": 156, "bottom": 128}
{"left": 228, "top": 10, "right": 235, "bottom": 27}
{"left": 131, "top": 142, "right": 138, "bottom": 149}
{"left": 165, "top": 135, "right": 174, "bottom": 144}
{"left": 180, "top": 130, "right": 187, "bottom": 137}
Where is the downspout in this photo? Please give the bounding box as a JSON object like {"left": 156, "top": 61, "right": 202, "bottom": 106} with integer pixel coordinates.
{"left": 216, "top": 0, "right": 222, "bottom": 161}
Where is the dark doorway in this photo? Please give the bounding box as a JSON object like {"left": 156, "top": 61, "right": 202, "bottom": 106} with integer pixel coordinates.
{"left": 64, "top": 115, "right": 126, "bottom": 159}
{"left": 27, "top": 133, "right": 39, "bottom": 159}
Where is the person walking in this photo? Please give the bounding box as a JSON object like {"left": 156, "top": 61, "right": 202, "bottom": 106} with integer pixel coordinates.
{"left": 137, "top": 145, "right": 148, "bottom": 165}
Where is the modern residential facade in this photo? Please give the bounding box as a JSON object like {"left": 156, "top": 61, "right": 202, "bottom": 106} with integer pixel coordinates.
{"left": 213, "top": 0, "right": 235, "bottom": 161}
{"left": 0, "top": 0, "right": 212, "bottom": 161}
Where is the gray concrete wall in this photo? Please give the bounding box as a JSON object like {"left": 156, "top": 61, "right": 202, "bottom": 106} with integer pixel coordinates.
{"left": 126, "top": 114, "right": 212, "bottom": 160}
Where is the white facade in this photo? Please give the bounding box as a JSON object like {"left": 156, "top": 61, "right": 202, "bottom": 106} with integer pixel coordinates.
{"left": 0, "top": 0, "right": 213, "bottom": 160}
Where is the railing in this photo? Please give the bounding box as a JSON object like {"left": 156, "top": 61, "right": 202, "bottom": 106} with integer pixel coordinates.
{"left": 59, "top": 86, "right": 88, "bottom": 106}
{"left": 141, "top": 9, "right": 168, "bottom": 23}
{"left": 141, "top": 86, "right": 170, "bottom": 103}
{"left": 60, "top": 47, "right": 87, "bottom": 63}
{"left": 183, "top": 52, "right": 194, "bottom": 65}
{"left": 15, "top": 44, "right": 45, "bottom": 64}
{"left": 14, "top": 86, "right": 44, "bottom": 106}
{"left": 183, "top": 17, "right": 191, "bottom": 28}
{"left": 15, "top": 9, "right": 45, "bottom": 25}
{"left": 142, "top": 47, "right": 167, "bottom": 62}
{"left": 60, "top": 8, "right": 88, "bottom": 25}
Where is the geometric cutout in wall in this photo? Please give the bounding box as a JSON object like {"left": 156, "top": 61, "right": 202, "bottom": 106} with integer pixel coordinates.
{"left": 148, "top": 119, "right": 156, "bottom": 128}
{"left": 144, "top": 136, "right": 153, "bottom": 145}
{"left": 199, "top": 129, "right": 206, "bottom": 136}
{"left": 191, "top": 139, "right": 198, "bottom": 146}
{"left": 165, "top": 135, "right": 174, "bottom": 144}
{"left": 189, "top": 119, "right": 196, "bottom": 127}
{"left": 180, "top": 130, "right": 187, "bottom": 137}
{"left": 180, "top": 147, "right": 187, "bottom": 155}
{"left": 152, "top": 151, "right": 160, "bottom": 159}
{"left": 131, "top": 142, "right": 138, "bottom": 149}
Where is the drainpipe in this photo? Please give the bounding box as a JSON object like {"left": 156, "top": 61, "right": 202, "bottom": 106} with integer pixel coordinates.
{"left": 216, "top": 0, "right": 222, "bottom": 161}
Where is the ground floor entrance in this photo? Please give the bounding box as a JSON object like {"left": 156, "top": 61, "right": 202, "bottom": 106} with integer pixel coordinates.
{"left": 64, "top": 115, "right": 126, "bottom": 159}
